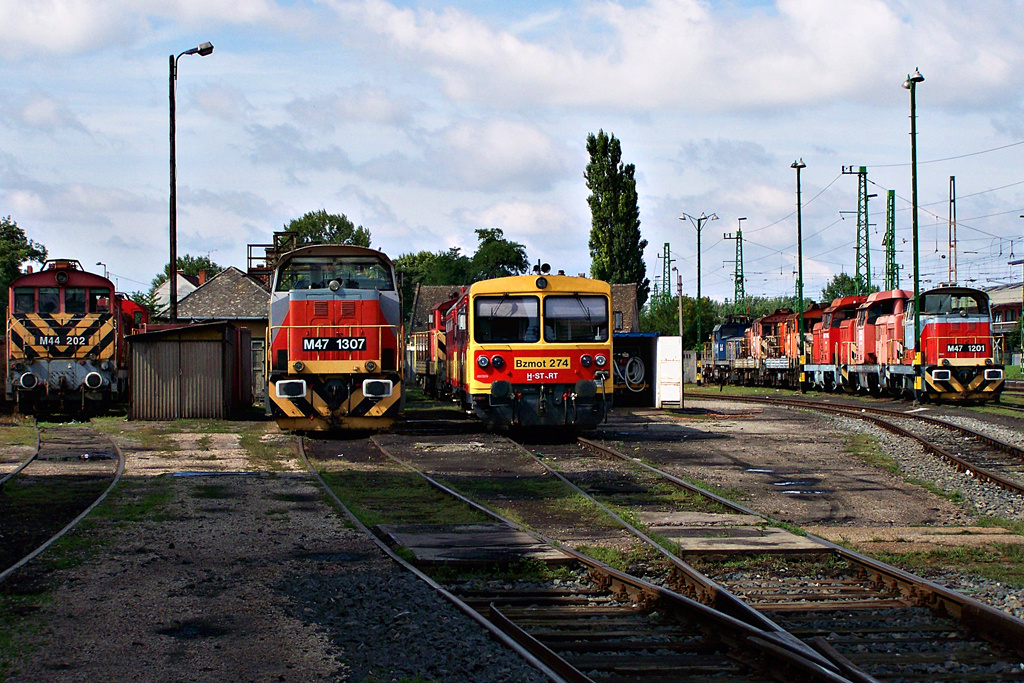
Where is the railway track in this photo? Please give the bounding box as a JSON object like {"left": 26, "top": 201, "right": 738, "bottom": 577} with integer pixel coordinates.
{"left": 0, "top": 422, "right": 124, "bottom": 584}
{"left": 301, "top": 433, "right": 854, "bottom": 682}
{"left": 689, "top": 392, "right": 1024, "bottom": 496}
{"left": 538, "top": 436, "right": 1024, "bottom": 682}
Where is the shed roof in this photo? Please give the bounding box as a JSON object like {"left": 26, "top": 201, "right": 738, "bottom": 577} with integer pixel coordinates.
{"left": 409, "top": 284, "right": 465, "bottom": 332}
{"left": 177, "top": 266, "right": 269, "bottom": 321}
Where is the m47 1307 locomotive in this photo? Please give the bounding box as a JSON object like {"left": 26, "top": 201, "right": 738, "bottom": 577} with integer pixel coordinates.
{"left": 266, "top": 244, "right": 404, "bottom": 431}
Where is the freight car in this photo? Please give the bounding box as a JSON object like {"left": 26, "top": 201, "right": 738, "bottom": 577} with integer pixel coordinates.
{"left": 435, "top": 270, "right": 613, "bottom": 430}
{"left": 6, "top": 259, "right": 147, "bottom": 413}
{"left": 266, "top": 244, "right": 404, "bottom": 431}
{"left": 706, "top": 285, "right": 1003, "bottom": 403}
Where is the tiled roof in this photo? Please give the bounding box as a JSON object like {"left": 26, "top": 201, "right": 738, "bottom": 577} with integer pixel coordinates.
{"left": 177, "top": 266, "right": 270, "bottom": 321}
{"left": 408, "top": 284, "right": 464, "bottom": 332}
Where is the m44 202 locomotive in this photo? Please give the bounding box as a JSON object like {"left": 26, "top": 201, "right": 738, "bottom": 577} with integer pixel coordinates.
{"left": 6, "top": 259, "right": 147, "bottom": 413}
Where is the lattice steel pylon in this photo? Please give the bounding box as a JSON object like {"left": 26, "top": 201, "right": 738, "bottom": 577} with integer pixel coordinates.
{"left": 723, "top": 217, "right": 746, "bottom": 311}
{"left": 842, "top": 166, "right": 872, "bottom": 294}
{"left": 655, "top": 242, "right": 674, "bottom": 305}
{"left": 883, "top": 189, "right": 900, "bottom": 290}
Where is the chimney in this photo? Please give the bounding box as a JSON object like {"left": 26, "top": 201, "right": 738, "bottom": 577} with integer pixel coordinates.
{"left": 198, "top": 270, "right": 207, "bottom": 285}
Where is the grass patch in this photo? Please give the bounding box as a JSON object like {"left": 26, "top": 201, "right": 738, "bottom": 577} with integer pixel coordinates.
{"left": 976, "top": 516, "right": 1024, "bottom": 536}
{"left": 572, "top": 543, "right": 660, "bottom": 573}
{"left": 319, "top": 468, "right": 490, "bottom": 528}
{"left": 238, "top": 425, "right": 295, "bottom": 471}
{"left": 0, "top": 421, "right": 36, "bottom": 448}
{"left": 431, "top": 558, "right": 579, "bottom": 584}
{"left": 845, "top": 433, "right": 900, "bottom": 473}
{"left": 876, "top": 543, "right": 1024, "bottom": 588}
{"left": 451, "top": 475, "right": 618, "bottom": 530}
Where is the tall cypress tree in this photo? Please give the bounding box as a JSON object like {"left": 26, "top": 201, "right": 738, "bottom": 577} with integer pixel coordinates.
{"left": 584, "top": 130, "right": 650, "bottom": 306}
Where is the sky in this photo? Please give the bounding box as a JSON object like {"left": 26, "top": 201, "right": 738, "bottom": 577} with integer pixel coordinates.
{"left": 2, "top": 0, "right": 1024, "bottom": 304}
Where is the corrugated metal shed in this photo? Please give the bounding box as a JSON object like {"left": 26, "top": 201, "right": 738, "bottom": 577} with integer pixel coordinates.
{"left": 128, "top": 322, "right": 251, "bottom": 420}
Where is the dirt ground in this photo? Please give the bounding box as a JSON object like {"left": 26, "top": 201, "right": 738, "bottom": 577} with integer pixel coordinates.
{"left": 595, "top": 403, "right": 1012, "bottom": 555}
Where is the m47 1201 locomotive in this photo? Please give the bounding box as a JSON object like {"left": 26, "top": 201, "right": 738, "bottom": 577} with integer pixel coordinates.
{"left": 705, "top": 285, "right": 1003, "bottom": 403}
{"left": 6, "top": 259, "right": 147, "bottom": 413}
{"left": 266, "top": 244, "right": 404, "bottom": 431}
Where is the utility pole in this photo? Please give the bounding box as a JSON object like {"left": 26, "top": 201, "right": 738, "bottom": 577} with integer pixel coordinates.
{"left": 724, "top": 217, "right": 747, "bottom": 313}
{"left": 680, "top": 212, "right": 717, "bottom": 385}
{"left": 659, "top": 242, "right": 674, "bottom": 305}
{"left": 948, "top": 176, "right": 957, "bottom": 285}
{"left": 904, "top": 67, "right": 925, "bottom": 401}
{"left": 883, "top": 190, "right": 900, "bottom": 290}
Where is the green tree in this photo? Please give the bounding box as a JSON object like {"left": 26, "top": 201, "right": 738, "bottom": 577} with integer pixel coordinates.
{"left": 0, "top": 215, "right": 47, "bottom": 298}
{"left": 470, "top": 228, "right": 528, "bottom": 280}
{"left": 639, "top": 295, "right": 718, "bottom": 349}
{"left": 286, "top": 210, "right": 371, "bottom": 247}
{"left": 128, "top": 290, "right": 160, "bottom": 317}
{"left": 150, "top": 254, "right": 224, "bottom": 291}
{"left": 820, "top": 272, "right": 878, "bottom": 303}
{"left": 584, "top": 130, "right": 650, "bottom": 306}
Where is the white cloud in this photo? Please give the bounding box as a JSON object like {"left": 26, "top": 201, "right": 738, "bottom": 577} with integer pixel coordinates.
{"left": 193, "top": 84, "right": 255, "bottom": 122}
{"left": 287, "top": 86, "right": 415, "bottom": 131}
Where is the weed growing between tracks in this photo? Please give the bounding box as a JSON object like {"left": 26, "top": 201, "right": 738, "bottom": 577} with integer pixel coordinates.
{"left": 0, "top": 420, "right": 36, "bottom": 448}
{"left": 877, "top": 543, "right": 1024, "bottom": 588}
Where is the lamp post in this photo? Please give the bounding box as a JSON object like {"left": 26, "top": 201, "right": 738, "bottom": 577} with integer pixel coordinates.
{"left": 903, "top": 68, "right": 924, "bottom": 371}
{"left": 791, "top": 159, "right": 806, "bottom": 392}
{"left": 96, "top": 261, "right": 108, "bottom": 279}
{"left": 169, "top": 41, "right": 214, "bottom": 323}
{"left": 673, "top": 266, "right": 684, "bottom": 408}
{"left": 680, "top": 211, "right": 717, "bottom": 385}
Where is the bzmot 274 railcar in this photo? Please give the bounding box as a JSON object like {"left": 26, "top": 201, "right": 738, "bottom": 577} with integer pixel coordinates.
{"left": 705, "top": 285, "right": 1003, "bottom": 403}
{"left": 266, "top": 244, "right": 403, "bottom": 431}
{"left": 440, "top": 273, "right": 613, "bottom": 430}
{"left": 6, "top": 259, "right": 147, "bottom": 413}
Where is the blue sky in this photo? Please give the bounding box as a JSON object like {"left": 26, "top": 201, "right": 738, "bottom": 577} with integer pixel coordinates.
{"left": 2, "top": 0, "right": 1024, "bottom": 302}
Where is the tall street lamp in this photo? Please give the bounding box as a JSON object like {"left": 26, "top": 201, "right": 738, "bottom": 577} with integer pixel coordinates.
{"left": 791, "top": 159, "right": 806, "bottom": 392}
{"left": 903, "top": 67, "right": 924, "bottom": 396}
{"left": 680, "top": 211, "right": 717, "bottom": 385}
{"left": 96, "top": 261, "right": 108, "bottom": 279}
{"left": 169, "top": 41, "right": 214, "bottom": 323}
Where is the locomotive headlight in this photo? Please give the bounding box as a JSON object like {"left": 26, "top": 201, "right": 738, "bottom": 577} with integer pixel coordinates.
{"left": 535, "top": 276, "right": 548, "bottom": 289}
{"left": 595, "top": 354, "right": 607, "bottom": 367}
{"left": 477, "top": 355, "right": 490, "bottom": 368}
{"left": 491, "top": 355, "right": 505, "bottom": 369}
{"left": 293, "top": 361, "right": 305, "bottom": 372}
{"left": 580, "top": 354, "right": 593, "bottom": 368}
{"left": 942, "top": 359, "right": 950, "bottom": 367}
{"left": 365, "top": 360, "right": 378, "bottom": 372}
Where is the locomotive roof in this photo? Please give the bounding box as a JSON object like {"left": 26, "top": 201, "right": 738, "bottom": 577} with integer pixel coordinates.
{"left": 9, "top": 260, "right": 112, "bottom": 289}
{"left": 921, "top": 285, "right": 989, "bottom": 299}
{"left": 275, "top": 243, "right": 394, "bottom": 267}
{"left": 863, "top": 288, "right": 912, "bottom": 306}
{"left": 469, "top": 274, "right": 610, "bottom": 295}
{"left": 823, "top": 294, "right": 868, "bottom": 312}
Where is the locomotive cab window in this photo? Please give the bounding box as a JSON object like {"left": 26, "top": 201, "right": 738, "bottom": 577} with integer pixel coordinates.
{"left": 474, "top": 296, "right": 539, "bottom": 343}
{"left": 543, "top": 295, "right": 609, "bottom": 343}
{"left": 14, "top": 288, "right": 34, "bottom": 313}
{"left": 38, "top": 287, "right": 60, "bottom": 314}
{"left": 65, "top": 287, "right": 87, "bottom": 314}
{"left": 921, "top": 292, "right": 985, "bottom": 316}
{"left": 275, "top": 256, "right": 394, "bottom": 292}
{"left": 89, "top": 288, "right": 111, "bottom": 313}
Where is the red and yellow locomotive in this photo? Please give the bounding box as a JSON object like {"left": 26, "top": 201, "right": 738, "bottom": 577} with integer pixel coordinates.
{"left": 266, "top": 244, "right": 403, "bottom": 431}
{"left": 6, "top": 259, "right": 147, "bottom": 413}
{"left": 439, "top": 272, "right": 612, "bottom": 430}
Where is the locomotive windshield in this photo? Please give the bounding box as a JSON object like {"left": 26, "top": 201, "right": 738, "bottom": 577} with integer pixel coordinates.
{"left": 275, "top": 256, "right": 394, "bottom": 292}
{"left": 920, "top": 291, "right": 987, "bottom": 316}
{"left": 543, "top": 295, "right": 609, "bottom": 343}
{"left": 474, "top": 296, "right": 540, "bottom": 343}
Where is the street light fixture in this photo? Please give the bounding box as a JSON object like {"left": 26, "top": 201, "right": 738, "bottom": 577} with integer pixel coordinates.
{"left": 680, "top": 211, "right": 718, "bottom": 385}
{"left": 903, "top": 67, "right": 924, "bottom": 397}
{"left": 96, "top": 261, "right": 108, "bottom": 279}
{"left": 169, "top": 41, "right": 214, "bottom": 323}
{"left": 791, "top": 159, "right": 806, "bottom": 392}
